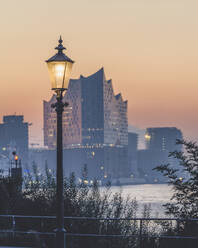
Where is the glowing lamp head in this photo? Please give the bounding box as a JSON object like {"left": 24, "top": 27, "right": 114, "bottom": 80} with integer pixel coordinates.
{"left": 14, "top": 155, "right": 18, "bottom": 161}
{"left": 46, "top": 36, "right": 74, "bottom": 90}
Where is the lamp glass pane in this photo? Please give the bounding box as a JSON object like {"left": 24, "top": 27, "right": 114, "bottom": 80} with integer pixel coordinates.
{"left": 47, "top": 61, "right": 73, "bottom": 89}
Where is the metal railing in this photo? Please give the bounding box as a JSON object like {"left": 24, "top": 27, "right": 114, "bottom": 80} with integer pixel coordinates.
{"left": 0, "top": 215, "right": 198, "bottom": 247}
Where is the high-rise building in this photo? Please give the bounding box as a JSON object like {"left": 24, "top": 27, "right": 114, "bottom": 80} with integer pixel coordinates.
{"left": 145, "top": 127, "right": 182, "bottom": 152}
{"left": 43, "top": 68, "right": 129, "bottom": 179}
{"left": 138, "top": 127, "right": 183, "bottom": 182}
{"left": 0, "top": 115, "right": 29, "bottom": 163}
{"left": 44, "top": 67, "right": 128, "bottom": 149}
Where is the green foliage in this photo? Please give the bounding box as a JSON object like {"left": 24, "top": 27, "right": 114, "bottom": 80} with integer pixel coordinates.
{"left": 154, "top": 139, "right": 198, "bottom": 219}
{"left": 1, "top": 158, "right": 198, "bottom": 247}
{"left": 0, "top": 175, "right": 22, "bottom": 214}
{"left": 0, "top": 162, "right": 143, "bottom": 247}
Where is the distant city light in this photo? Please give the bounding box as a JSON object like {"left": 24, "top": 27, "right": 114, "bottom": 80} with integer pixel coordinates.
{"left": 2, "top": 147, "right": 6, "bottom": 151}
{"left": 145, "top": 134, "right": 151, "bottom": 140}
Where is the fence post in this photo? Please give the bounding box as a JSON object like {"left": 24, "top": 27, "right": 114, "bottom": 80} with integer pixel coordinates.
{"left": 177, "top": 220, "right": 180, "bottom": 235}
{"left": 12, "top": 215, "right": 16, "bottom": 240}
{"left": 41, "top": 218, "right": 44, "bottom": 232}
{"left": 139, "top": 219, "right": 143, "bottom": 248}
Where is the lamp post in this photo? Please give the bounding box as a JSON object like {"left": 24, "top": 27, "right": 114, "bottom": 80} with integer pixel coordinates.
{"left": 46, "top": 37, "right": 74, "bottom": 248}
{"left": 12, "top": 151, "right": 19, "bottom": 168}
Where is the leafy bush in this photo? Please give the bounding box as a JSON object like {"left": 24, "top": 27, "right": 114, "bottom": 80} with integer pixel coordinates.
{"left": 0, "top": 164, "right": 148, "bottom": 247}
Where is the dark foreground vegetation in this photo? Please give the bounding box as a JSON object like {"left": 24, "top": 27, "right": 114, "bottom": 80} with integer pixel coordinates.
{"left": 0, "top": 140, "right": 198, "bottom": 247}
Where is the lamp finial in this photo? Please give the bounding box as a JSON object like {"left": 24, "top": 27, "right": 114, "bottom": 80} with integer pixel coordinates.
{"left": 59, "top": 35, "right": 63, "bottom": 44}
{"left": 55, "top": 36, "right": 66, "bottom": 53}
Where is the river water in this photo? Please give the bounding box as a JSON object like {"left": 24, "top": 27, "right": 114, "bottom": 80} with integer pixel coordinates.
{"left": 108, "top": 184, "right": 173, "bottom": 217}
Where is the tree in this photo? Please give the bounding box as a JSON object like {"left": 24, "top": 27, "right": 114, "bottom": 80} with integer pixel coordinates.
{"left": 0, "top": 175, "right": 22, "bottom": 215}
{"left": 0, "top": 162, "right": 146, "bottom": 247}
{"left": 154, "top": 139, "right": 198, "bottom": 219}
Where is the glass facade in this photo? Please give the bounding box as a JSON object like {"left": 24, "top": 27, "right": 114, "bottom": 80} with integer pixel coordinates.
{"left": 43, "top": 68, "right": 128, "bottom": 149}
{"left": 145, "top": 127, "right": 183, "bottom": 152}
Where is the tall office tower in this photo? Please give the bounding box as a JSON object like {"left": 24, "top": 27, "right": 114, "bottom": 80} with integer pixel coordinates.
{"left": 0, "top": 115, "right": 29, "bottom": 163}
{"left": 44, "top": 68, "right": 128, "bottom": 149}
{"left": 43, "top": 68, "right": 128, "bottom": 179}
{"left": 138, "top": 127, "right": 183, "bottom": 183}
{"left": 145, "top": 127, "right": 183, "bottom": 152}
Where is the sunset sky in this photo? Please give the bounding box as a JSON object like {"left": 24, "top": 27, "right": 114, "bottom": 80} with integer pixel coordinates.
{"left": 1, "top": 0, "right": 198, "bottom": 146}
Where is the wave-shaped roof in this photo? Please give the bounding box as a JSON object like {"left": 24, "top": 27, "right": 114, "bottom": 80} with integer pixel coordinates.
{"left": 45, "top": 67, "right": 127, "bottom": 103}
{"left": 80, "top": 67, "right": 105, "bottom": 81}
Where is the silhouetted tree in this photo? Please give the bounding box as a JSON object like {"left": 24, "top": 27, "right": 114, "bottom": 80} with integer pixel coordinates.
{"left": 0, "top": 175, "right": 22, "bottom": 214}
{"left": 154, "top": 139, "right": 198, "bottom": 244}
{"left": 0, "top": 162, "right": 156, "bottom": 247}
{"left": 155, "top": 140, "right": 198, "bottom": 219}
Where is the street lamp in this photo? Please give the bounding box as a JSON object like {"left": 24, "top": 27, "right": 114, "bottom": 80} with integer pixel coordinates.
{"left": 46, "top": 36, "right": 74, "bottom": 248}
{"left": 12, "top": 151, "right": 19, "bottom": 168}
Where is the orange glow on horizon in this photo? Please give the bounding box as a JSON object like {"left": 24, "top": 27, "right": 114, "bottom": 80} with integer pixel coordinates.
{"left": 0, "top": 0, "right": 198, "bottom": 145}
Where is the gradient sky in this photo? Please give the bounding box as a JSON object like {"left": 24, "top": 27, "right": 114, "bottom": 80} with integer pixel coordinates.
{"left": 0, "top": 0, "right": 198, "bottom": 146}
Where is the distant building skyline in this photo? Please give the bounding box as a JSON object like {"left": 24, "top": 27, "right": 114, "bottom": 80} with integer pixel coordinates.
{"left": 137, "top": 127, "right": 183, "bottom": 183}
{"left": 145, "top": 127, "right": 183, "bottom": 152}
{"left": 0, "top": 115, "right": 29, "bottom": 163}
